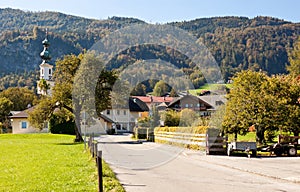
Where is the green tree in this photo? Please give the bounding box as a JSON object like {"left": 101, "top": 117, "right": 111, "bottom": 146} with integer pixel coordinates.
{"left": 222, "top": 70, "right": 277, "bottom": 143}
{"left": 38, "top": 79, "right": 50, "bottom": 95}
{"left": 30, "top": 53, "right": 117, "bottom": 142}
{"left": 163, "top": 110, "right": 180, "bottom": 127}
{"left": 0, "top": 97, "right": 13, "bottom": 123}
{"left": 0, "top": 87, "right": 37, "bottom": 111}
{"left": 28, "top": 97, "right": 54, "bottom": 130}
{"left": 152, "top": 80, "right": 171, "bottom": 96}
{"left": 169, "top": 88, "right": 178, "bottom": 97}
{"left": 179, "top": 108, "right": 198, "bottom": 127}
{"left": 276, "top": 75, "right": 300, "bottom": 136}
{"left": 130, "top": 83, "right": 146, "bottom": 96}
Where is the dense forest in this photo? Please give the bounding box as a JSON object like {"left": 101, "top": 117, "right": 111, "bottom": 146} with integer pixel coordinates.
{"left": 1, "top": 8, "right": 300, "bottom": 90}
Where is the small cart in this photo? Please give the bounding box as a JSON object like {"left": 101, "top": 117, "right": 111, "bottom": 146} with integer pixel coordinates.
{"left": 227, "top": 142, "right": 257, "bottom": 157}
{"left": 259, "top": 135, "right": 299, "bottom": 156}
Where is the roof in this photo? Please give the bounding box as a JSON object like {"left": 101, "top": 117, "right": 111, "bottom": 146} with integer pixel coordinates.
{"left": 99, "top": 114, "right": 114, "bottom": 123}
{"left": 168, "top": 94, "right": 213, "bottom": 108}
{"left": 9, "top": 111, "right": 21, "bottom": 116}
{"left": 10, "top": 107, "right": 35, "bottom": 118}
{"left": 129, "top": 97, "right": 149, "bottom": 112}
{"left": 199, "top": 95, "right": 226, "bottom": 110}
{"left": 39, "top": 62, "right": 53, "bottom": 68}
{"left": 131, "top": 96, "right": 174, "bottom": 104}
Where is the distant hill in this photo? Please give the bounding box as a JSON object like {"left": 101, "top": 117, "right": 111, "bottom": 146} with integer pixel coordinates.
{"left": 0, "top": 8, "right": 300, "bottom": 90}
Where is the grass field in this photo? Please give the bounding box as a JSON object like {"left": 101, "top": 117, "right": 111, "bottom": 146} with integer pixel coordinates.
{"left": 0, "top": 134, "right": 125, "bottom": 192}
{"left": 189, "top": 83, "right": 232, "bottom": 95}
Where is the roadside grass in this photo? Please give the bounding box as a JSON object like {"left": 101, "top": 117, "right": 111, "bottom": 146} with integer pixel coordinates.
{"left": 0, "top": 134, "right": 124, "bottom": 192}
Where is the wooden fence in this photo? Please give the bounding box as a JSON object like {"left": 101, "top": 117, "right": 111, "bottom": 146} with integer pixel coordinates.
{"left": 154, "top": 131, "right": 207, "bottom": 146}
{"left": 153, "top": 129, "right": 228, "bottom": 154}
{"left": 87, "top": 134, "right": 103, "bottom": 192}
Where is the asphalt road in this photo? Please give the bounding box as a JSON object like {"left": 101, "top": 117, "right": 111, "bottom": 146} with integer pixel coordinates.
{"left": 97, "top": 134, "right": 300, "bottom": 192}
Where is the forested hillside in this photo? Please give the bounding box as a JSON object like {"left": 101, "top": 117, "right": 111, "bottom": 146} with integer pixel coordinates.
{"left": 0, "top": 8, "right": 300, "bottom": 90}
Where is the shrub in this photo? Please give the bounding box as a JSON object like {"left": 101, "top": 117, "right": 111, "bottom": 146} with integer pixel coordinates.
{"left": 179, "top": 108, "right": 199, "bottom": 126}
{"left": 49, "top": 113, "right": 75, "bottom": 135}
{"left": 163, "top": 110, "right": 180, "bottom": 126}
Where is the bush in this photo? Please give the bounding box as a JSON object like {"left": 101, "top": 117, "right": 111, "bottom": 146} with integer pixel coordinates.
{"left": 163, "top": 110, "right": 180, "bottom": 126}
{"left": 180, "top": 108, "right": 199, "bottom": 126}
{"left": 49, "top": 114, "right": 75, "bottom": 135}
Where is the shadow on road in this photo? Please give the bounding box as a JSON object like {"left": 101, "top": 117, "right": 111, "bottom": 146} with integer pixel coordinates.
{"left": 98, "top": 141, "right": 143, "bottom": 145}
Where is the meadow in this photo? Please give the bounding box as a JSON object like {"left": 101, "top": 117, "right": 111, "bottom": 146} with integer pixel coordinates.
{"left": 0, "top": 134, "right": 124, "bottom": 192}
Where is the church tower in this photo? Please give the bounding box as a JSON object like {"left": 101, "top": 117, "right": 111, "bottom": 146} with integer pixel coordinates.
{"left": 37, "top": 29, "right": 54, "bottom": 95}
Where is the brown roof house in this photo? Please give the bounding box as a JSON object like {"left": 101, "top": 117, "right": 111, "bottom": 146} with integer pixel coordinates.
{"left": 167, "top": 94, "right": 214, "bottom": 116}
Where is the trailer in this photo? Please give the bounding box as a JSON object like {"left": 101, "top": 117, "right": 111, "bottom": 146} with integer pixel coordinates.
{"left": 260, "top": 135, "right": 299, "bottom": 156}
{"left": 227, "top": 141, "right": 257, "bottom": 157}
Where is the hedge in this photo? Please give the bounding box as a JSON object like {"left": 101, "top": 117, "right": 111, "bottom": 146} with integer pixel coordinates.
{"left": 154, "top": 126, "right": 208, "bottom": 134}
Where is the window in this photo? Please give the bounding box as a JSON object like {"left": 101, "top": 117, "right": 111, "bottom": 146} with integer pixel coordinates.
{"left": 197, "top": 103, "right": 200, "bottom": 107}
{"left": 124, "top": 110, "right": 127, "bottom": 115}
{"left": 41, "top": 69, "right": 44, "bottom": 75}
{"left": 21, "top": 122, "right": 27, "bottom": 129}
{"left": 49, "top": 69, "right": 52, "bottom": 75}
{"left": 117, "top": 110, "right": 120, "bottom": 115}
{"left": 106, "top": 110, "right": 110, "bottom": 115}
{"left": 190, "top": 104, "right": 193, "bottom": 107}
{"left": 185, "top": 104, "right": 189, "bottom": 108}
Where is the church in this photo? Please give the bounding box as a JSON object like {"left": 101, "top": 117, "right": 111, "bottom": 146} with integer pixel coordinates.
{"left": 10, "top": 30, "right": 53, "bottom": 133}
{"left": 37, "top": 29, "right": 54, "bottom": 95}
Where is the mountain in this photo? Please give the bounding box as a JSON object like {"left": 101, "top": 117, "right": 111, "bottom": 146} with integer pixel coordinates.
{"left": 0, "top": 8, "right": 300, "bottom": 90}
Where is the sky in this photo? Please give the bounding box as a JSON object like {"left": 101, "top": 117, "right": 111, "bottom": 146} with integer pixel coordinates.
{"left": 1, "top": 0, "right": 300, "bottom": 23}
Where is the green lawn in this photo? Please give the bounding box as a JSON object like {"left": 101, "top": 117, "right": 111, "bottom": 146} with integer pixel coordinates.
{"left": 189, "top": 83, "right": 232, "bottom": 95}
{"left": 0, "top": 134, "right": 125, "bottom": 192}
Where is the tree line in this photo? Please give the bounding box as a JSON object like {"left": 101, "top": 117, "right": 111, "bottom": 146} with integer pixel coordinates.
{"left": 1, "top": 9, "right": 300, "bottom": 90}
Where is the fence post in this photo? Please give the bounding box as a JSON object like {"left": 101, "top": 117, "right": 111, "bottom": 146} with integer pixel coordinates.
{"left": 146, "top": 128, "right": 149, "bottom": 141}
{"left": 97, "top": 150, "right": 103, "bottom": 192}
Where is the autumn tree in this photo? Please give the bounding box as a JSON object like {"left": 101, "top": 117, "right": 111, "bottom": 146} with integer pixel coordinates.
{"left": 222, "top": 70, "right": 278, "bottom": 143}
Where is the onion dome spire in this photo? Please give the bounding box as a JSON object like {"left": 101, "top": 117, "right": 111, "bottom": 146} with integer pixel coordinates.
{"left": 40, "top": 29, "right": 51, "bottom": 62}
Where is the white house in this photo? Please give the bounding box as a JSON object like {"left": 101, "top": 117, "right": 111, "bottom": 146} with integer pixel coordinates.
{"left": 102, "top": 97, "right": 149, "bottom": 132}
{"left": 9, "top": 108, "right": 47, "bottom": 134}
